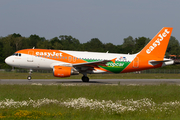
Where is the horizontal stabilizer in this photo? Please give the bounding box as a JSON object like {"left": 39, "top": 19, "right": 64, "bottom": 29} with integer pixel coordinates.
{"left": 149, "top": 59, "right": 174, "bottom": 66}
{"left": 149, "top": 60, "right": 172, "bottom": 64}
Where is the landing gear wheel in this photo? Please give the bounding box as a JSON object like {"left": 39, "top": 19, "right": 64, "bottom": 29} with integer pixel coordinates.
{"left": 27, "top": 76, "right": 32, "bottom": 80}
{"left": 82, "top": 76, "right": 89, "bottom": 82}
{"left": 27, "top": 69, "right": 33, "bottom": 80}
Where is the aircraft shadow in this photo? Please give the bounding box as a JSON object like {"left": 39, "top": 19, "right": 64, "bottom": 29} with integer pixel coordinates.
{"left": 55, "top": 81, "right": 110, "bottom": 84}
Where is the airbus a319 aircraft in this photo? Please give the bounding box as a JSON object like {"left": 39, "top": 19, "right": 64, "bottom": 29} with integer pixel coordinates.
{"left": 5, "top": 27, "right": 174, "bottom": 82}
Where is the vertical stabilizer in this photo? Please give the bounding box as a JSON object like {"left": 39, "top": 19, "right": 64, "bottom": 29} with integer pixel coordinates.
{"left": 121, "top": 27, "right": 173, "bottom": 73}
{"left": 138, "top": 27, "right": 173, "bottom": 59}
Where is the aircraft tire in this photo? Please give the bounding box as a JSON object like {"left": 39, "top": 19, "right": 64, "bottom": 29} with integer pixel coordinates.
{"left": 82, "top": 76, "right": 89, "bottom": 82}
{"left": 27, "top": 76, "right": 31, "bottom": 80}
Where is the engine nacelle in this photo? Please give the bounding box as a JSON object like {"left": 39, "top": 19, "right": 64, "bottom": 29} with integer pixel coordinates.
{"left": 53, "top": 66, "right": 79, "bottom": 77}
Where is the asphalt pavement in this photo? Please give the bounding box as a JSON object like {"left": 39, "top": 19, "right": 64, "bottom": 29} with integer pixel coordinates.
{"left": 0, "top": 79, "right": 180, "bottom": 85}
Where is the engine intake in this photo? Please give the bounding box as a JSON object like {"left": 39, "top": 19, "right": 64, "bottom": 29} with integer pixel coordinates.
{"left": 53, "top": 66, "right": 79, "bottom": 77}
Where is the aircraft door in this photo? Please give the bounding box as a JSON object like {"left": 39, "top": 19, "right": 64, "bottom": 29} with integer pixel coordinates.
{"left": 133, "top": 57, "right": 139, "bottom": 68}
{"left": 27, "top": 51, "right": 34, "bottom": 62}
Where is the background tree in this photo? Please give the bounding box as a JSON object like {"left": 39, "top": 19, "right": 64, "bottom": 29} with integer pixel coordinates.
{"left": 0, "top": 40, "right": 3, "bottom": 62}
{"left": 122, "top": 36, "right": 135, "bottom": 54}
{"left": 166, "top": 36, "right": 180, "bottom": 57}
{"left": 37, "top": 40, "right": 52, "bottom": 49}
{"left": 49, "top": 37, "right": 62, "bottom": 49}
{"left": 104, "top": 43, "right": 117, "bottom": 53}
{"left": 59, "top": 35, "right": 81, "bottom": 50}
{"left": 2, "top": 35, "right": 15, "bottom": 57}
{"left": 133, "top": 37, "right": 150, "bottom": 53}
{"left": 83, "top": 38, "right": 105, "bottom": 52}
{"left": 28, "top": 34, "right": 45, "bottom": 48}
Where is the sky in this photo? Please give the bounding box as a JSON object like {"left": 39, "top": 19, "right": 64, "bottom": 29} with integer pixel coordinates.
{"left": 0, "top": 0, "right": 180, "bottom": 45}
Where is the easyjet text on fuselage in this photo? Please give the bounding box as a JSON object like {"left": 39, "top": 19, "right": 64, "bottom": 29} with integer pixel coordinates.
{"left": 35, "top": 52, "right": 62, "bottom": 57}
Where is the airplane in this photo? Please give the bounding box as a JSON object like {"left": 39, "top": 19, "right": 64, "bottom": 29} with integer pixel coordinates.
{"left": 5, "top": 27, "right": 174, "bottom": 82}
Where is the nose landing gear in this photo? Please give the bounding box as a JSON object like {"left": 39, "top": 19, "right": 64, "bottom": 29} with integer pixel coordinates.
{"left": 27, "top": 76, "right": 32, "bottom": 80}
{"left": 27, "top": 69, "right": 33, "bottom": 80}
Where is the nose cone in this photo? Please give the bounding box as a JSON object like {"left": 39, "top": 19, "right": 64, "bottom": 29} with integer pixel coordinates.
{"left": 5, "top": 57, "right": 12, "bottom": 65}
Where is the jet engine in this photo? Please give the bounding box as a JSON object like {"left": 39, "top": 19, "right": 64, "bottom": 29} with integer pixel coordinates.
{"left": 53, "top": 66, "right": 79, "bottom": 77}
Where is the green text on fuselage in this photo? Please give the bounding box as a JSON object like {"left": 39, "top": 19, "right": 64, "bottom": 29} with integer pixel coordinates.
{"left": 84, "top": 59, "right": 130, "bottom": 73}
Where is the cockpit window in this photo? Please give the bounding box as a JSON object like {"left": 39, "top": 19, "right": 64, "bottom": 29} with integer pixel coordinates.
{"left": 12, "top": 53, "right": 22, "bottom": 56}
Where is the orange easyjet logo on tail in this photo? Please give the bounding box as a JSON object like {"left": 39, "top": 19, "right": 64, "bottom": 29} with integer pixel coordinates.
{"left": 146, "top": 29, "right": 170, "bottom": 54}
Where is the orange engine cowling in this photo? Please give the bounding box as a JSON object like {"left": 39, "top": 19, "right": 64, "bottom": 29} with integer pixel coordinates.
{"left": 53, "top": 66, "right": 79, "bottom": 77}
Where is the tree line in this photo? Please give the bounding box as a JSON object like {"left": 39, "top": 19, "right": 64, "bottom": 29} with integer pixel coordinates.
{"left": 0, "top": 33, "right": 179, "bottom": 68}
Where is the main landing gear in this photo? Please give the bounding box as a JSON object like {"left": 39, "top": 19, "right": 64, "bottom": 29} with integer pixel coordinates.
{"left": 81, "top": 75, "right": 89, "bottom": 82}
{"left": 27, "top": 69, "right": 33, "bottom": 80}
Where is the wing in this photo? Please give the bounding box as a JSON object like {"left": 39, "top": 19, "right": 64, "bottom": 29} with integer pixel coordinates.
{"left": 73, "top": 58, "right": 116, "bottom": 67}
{"left": 51, "top": 58, "right": 116, "bottom": 73}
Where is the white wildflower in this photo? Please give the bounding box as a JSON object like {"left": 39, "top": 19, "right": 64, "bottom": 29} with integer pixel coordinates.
{"left": 0, "top": 97, "right": 179, "bottom": 114}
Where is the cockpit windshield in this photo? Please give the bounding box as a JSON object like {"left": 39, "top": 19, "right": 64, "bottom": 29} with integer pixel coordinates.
{"left": 12, "top": 53, "right": 21, "bottom": 56}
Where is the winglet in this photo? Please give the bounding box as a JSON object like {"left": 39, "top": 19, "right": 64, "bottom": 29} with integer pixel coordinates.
{"left": 111, "top": 58, "right": 116, "bottom": 63}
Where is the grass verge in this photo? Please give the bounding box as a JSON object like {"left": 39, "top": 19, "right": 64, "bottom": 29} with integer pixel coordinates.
{"left": 0, "top": 84, "right": 180, "bottom": 119}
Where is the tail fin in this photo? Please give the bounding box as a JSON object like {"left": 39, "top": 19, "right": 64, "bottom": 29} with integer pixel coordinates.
{"left": 121, "top": 27, "right": 173, "bottom": 73}
{"left": 138, "top": 27, "right": 173, "bottom": 59}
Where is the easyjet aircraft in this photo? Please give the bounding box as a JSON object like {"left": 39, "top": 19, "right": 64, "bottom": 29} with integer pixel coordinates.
{"left": 5, "top": 27, "right": 174, "bottom": 82}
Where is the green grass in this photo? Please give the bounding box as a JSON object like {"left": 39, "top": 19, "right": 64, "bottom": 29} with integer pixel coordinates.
{"left": 0, "top": 84, "right": 180, "bottom": 119}
{"left": 1, "top": 71, "right": 180, "bottom": 119}
{"left": 1, "top": 71, "right": 180, "bottom": 79}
